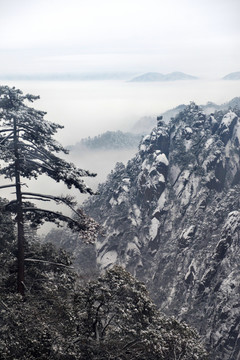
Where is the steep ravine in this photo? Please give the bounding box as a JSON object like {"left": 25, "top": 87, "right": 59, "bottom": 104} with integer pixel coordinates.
{"left": 84, "top": 103, "right": 240, "bottom": 359}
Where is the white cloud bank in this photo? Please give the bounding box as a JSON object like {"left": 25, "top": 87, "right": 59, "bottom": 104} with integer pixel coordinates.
{"left": 0, "top": 0, "right": 239, "bottom": 77}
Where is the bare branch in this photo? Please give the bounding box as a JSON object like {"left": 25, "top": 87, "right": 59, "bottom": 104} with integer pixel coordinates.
{"left": 101, "top": 314, "right": 115, "bottom": 337}
{"left": 22, "top": 196, "right": 51, "bottom": 202}
{"left": 0, "top": 131, "right": 14, "bottom": 144}
{"left": 24, "top": 258, "right": 74, "bottom": 269}
{"left": 0, "top": 300, "right": 10, "bottom": 310}
{"left": 0, "top": 184, "right": 16, "bottom": 190}
{"left": 119, "top": 339, "right": 140, "bottom": 353}
{"left": 22, "top": 192, "right": 60, "bottom": 201}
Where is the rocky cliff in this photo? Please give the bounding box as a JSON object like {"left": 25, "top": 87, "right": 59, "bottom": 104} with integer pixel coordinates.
{"left": 84, "top": 102, "right": 240, "bottom": 359}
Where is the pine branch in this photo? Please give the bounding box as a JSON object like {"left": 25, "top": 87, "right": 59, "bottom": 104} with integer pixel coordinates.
{"left": 19, "top": 142, "right": 53, "bottom": 161}
{"left": 22, "top": 192, "right": 78, "bottom": 216}
{"left": 25, "top": 158, "right": 96, "bottom": 194}
{"left": 22, "top": 192, "right": 76, "bottom": 204}
{"left": 25, "top": 158, "right": 54, "bottom": 172}
{"left": 22, "top": 207, "right": 87, "bottom": 231}
{"left": 0, "top": 128, "right": 13, "bottom": 133}
{"left": 24, "top": 154, "right": 53, "bottom": 169}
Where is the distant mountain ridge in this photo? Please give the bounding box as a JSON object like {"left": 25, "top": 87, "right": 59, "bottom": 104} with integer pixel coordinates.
{"left": 222, "top": 71, "right": 240, "bottom": 80}
{"left": 68, "top": 130, "right": 142, "bottom": 152}
{"left": 131, "top": 97, "right": 240, "bottom": 134}
{"left": 1, "top": 71, "right": 239, "bottom": 81}
{"left": 68, "top": 98, "right": 240, "bottom": 152}
{"left": 129, "top": 71, "right": 197, "bottom": 82}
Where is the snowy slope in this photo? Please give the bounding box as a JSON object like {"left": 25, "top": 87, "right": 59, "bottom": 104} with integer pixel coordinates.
{"left": 84, "top": 102, "right": 240, "bottom": 359}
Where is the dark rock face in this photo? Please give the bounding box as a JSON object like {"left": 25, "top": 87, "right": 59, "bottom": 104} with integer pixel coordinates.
{"left": 84, "top": 103, "right": 240, "bottom": 360}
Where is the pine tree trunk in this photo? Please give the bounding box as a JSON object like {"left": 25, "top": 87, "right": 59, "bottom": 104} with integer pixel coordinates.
{"left": 13, "top": 116, "right": 25, "bottom": 296}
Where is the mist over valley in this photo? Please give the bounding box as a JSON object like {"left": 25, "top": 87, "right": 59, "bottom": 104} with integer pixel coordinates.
{"left": 2, "top": 78, "right": 239, "bottom": 234}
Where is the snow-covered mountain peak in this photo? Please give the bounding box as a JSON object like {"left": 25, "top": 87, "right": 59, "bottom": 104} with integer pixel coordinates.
{"left": 84, "top": 102, "right": 240, "bottom": 359}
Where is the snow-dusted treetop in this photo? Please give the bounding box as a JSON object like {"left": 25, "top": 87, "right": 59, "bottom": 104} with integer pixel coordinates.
{"left": 0, "top": 85, "right": 100, "bottom": 294}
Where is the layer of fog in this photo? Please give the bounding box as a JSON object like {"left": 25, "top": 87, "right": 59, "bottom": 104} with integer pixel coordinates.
{"left": 1, "top": 79, "right": 239, "bottom": 234}
{"left": 4, "top": 79, "right": 240, "bottom": 146}
{"left": 0, "top": 147, "right": 137, "bottom": 235}
{"left": 31, "top": 147, "right": 138, "bottom": 204}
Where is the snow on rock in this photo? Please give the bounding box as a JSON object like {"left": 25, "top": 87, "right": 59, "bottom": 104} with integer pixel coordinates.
{"left": 154, "top": 190, "right": 166, "bottom": 213}
{"left": 220, "top": 111, "right": 237, "bottom": 127}
{"left": 116, "top": 193, "right": 127, "bottom": 205}
{"left": 139, "top": 143, "right": 147, "bottom": 152}
{"left": 129, "top": 205, "right": 142, "bottom": 226}
{"left": 121, "top": 185, "right": 129, "bottom": 192}
{"left": 184, "top": 259, "right": 197, "bottom": 284}
{"left": 223, "top": 210, "right": 240, "bottom": 234}
{"left": 141, "top": 159, "right": 151, "bottom": 171}
{"left": 133, "top": 204, "right": 141, "bottom": 218}
{"left": 149, "top": 217, "right": 159, "bottom": 239}
{"left": 158, "top": 173, "right": 165, "bottom": 183}
{"left": 99, "top": 250, "right": 118, "bottom": 268}
{"left": 180, "top": 225, "right": 196, "bottom": 243}
{"left": 185, "top": 126, "right": 193, "bottom": 134}
{"left": 205, "top": 138, "right": 214, "bottom": 149}
{"left": 155, "top": 152, "right": 169, "bottom": 166}
{"left": 184, "top": 139, "right": 192, "bottom": 150}
{"left": 83, "top": 102, "right": 240, "bottom": 360}
{"left": 232, "top": 116, "right": 240, "bottom": 144}
{"left": 95, "top": 229, "right": 120, "bottom": 251}
{"left": 218, "top": 111, "right": 238, "bottom": 145}
{"left": 109, "top": 197, "right": 117, "bottom": 206}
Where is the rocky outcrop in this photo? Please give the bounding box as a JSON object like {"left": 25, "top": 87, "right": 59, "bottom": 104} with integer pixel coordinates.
{"left": 84, "top": 103, "right": 240, "bottom": 359}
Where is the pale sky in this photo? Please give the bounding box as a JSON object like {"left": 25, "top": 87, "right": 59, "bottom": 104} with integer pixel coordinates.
{"left": 0, "top": 0, "right": 239, "bottom": 78}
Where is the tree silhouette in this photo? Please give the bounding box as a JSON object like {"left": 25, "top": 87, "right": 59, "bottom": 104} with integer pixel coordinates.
{"left": 0, "top": 85, "right": 99, "bottom": 295}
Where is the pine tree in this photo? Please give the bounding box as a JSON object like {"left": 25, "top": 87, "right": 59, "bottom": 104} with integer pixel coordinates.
{"left": 73, "top": 266, "right": 208, "bottom": 359}
{"left": 0, "top": 85, "right": 99, "bottom": 295}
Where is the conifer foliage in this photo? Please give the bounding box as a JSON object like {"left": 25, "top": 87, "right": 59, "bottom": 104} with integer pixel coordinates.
{"left": 0, "top": 197, "right": 207, "bottom": 359}
{"left": 0, "top": 85, "right": 99, "bottom": 295}
{"left": 74, "top": 266, "right": 208, "bottom": 359}
{"left": 0, "top": 228, "right": 208, "bottom": 360}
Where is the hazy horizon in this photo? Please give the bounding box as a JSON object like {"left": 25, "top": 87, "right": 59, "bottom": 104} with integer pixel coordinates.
{"left": 0, "top": 70, "right": 238, "bottom": 81}
{"left": 0, "top": 0, "right": 239, "bottom": 79}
